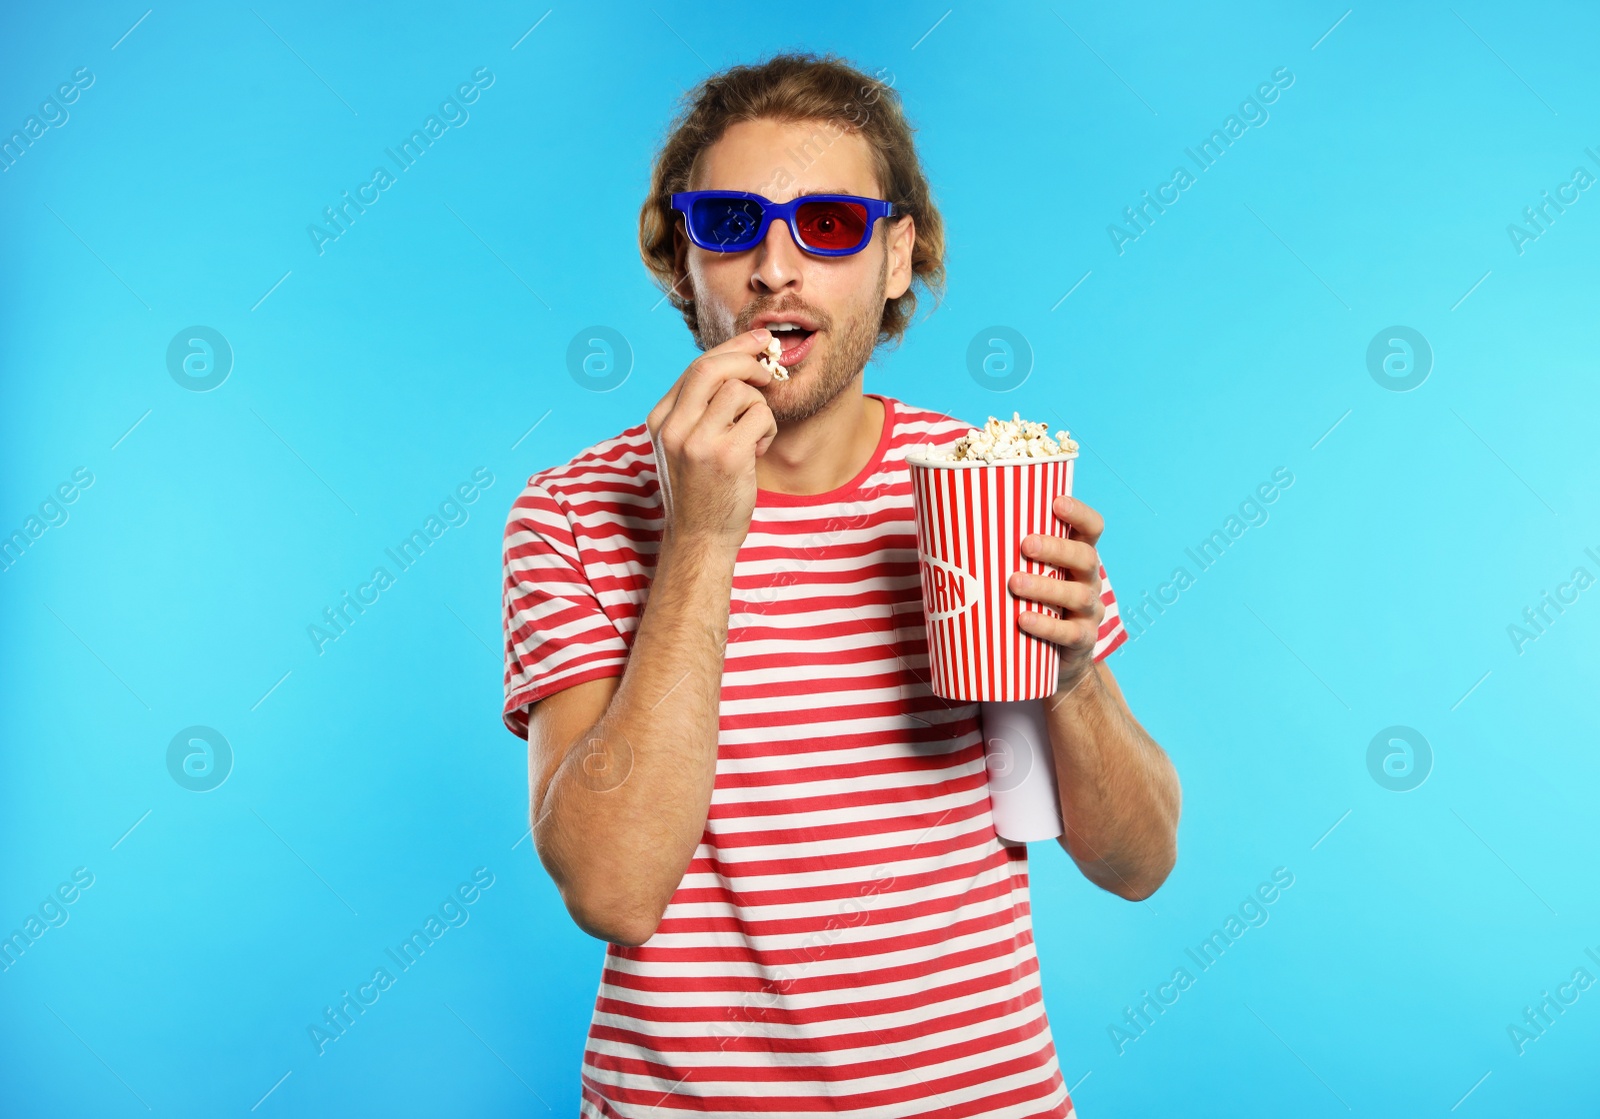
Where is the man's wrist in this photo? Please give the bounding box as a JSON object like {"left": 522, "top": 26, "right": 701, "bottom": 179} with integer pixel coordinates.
{"left": 661, "top": 529, "right": 741, "bottom": 572}
{"left": 1050, "top": 654, "right": 1102, "bottom": 712}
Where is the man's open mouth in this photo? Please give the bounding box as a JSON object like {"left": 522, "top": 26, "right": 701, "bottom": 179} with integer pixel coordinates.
{"left": 767, "top": 323, "right": 817, "bottom": 366}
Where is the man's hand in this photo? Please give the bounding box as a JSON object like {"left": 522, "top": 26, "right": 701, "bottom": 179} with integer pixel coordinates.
{"left": 1007, "top": 494, "right": 1106, "bottom": 692}
{"left": 647, "top": 328, "right": 780, "bottom": 555}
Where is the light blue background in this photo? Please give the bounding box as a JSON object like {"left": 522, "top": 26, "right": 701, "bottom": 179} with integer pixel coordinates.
{"left": 3, "top": 1, "right": 1597, "bottom": 1115}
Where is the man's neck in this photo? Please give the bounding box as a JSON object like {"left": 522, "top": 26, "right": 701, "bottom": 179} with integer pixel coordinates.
{"left": 755, "top": 382, "right": 885, "bottom": 497}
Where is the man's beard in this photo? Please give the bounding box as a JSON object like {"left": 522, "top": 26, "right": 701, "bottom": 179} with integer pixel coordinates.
{"left": 693, "top": 252, "right": 887, "bottom": 426}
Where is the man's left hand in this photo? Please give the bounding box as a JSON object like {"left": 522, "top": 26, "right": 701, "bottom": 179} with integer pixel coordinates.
{"left": 1008, "top": 494, "right": 1105, "bottom": 692}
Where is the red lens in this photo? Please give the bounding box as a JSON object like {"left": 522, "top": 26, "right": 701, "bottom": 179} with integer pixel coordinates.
{"left": 795, "top": 199, "right": 869, "bottom": 251}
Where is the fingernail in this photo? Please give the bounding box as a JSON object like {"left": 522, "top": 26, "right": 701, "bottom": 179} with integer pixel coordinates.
{"left": 753, "top": 327, "right": 772, "bottom": 341}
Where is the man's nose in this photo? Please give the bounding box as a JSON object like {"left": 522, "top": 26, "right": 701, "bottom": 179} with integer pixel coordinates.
{"left": 750, "top": 215, "right": 804, "bottom": 292}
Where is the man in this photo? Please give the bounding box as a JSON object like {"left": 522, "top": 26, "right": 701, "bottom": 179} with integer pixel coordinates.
{"left": 501, "top": 52, "right": 1180, "bottom": 1119}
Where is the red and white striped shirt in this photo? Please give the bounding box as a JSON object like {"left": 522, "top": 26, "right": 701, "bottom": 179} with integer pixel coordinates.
{"left": 502, "top": 394, "right": 1127, "bottom": 1118}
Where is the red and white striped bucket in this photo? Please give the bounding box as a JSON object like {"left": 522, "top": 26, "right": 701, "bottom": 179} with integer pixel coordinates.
{"left": 906, "top": 449, "right": 1078, "bottom": 702}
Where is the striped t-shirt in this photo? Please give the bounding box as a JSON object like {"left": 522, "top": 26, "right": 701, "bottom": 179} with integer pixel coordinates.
{"left": 501, "top": 393, "right": 1128, "bottom": 1118}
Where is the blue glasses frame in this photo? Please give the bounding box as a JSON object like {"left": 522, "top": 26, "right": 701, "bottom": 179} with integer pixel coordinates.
{"left": 670, "top": 190, "right": 898, "bottom": 256}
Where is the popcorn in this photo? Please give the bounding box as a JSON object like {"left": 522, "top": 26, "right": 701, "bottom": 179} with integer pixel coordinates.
{"left": 935, "top": 412, "right": 1078, "bottom": 463}
{"left": 756, "top": 336, "right": 790, "bottom": 380}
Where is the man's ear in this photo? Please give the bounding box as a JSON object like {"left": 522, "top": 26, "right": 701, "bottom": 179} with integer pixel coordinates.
{"left": 670, "top": 219, "right": 691, "bottom": 303}
{"left": 884, "top": 214, "right": 916, "bottom": 301}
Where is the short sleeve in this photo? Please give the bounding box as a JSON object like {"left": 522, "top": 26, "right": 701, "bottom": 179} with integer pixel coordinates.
{"left": 501, "top": 481, "right": 631, "bottom": 739}
{"left": 1092, "top": 562, "right": 1129, "bottom": 661}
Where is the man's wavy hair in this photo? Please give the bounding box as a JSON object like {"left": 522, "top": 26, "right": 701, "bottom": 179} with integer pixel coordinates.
{"left": 639, "top": 52, "right": 946, "bottom": 350}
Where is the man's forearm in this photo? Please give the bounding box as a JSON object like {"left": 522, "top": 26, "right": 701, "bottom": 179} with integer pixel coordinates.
{"left": 535, "top": 534, "right": 735, "bottom": 944}
{"left": 1045, "top": 662, "right": 1180, "bottom": 900}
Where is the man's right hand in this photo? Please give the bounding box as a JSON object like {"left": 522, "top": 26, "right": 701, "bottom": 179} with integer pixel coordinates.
{"left": 647, "top": 327, "right": 780, "bottom": 552}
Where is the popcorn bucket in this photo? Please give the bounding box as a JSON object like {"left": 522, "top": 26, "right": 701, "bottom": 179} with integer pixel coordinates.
{"left": 905, "top": 449, "right": 1079, "bottom": 703}
{"left": 906, "top": 446, "right": 1080, "bottom": 844}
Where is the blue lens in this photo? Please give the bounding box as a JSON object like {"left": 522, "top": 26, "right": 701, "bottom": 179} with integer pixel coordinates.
{"left": 692, "top": 196, "right": 763, "bottom": 249}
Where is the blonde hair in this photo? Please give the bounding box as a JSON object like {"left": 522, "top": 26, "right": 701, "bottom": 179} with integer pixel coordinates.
{"left": 638, "top": 51, "right": 946, "bottom": 349}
